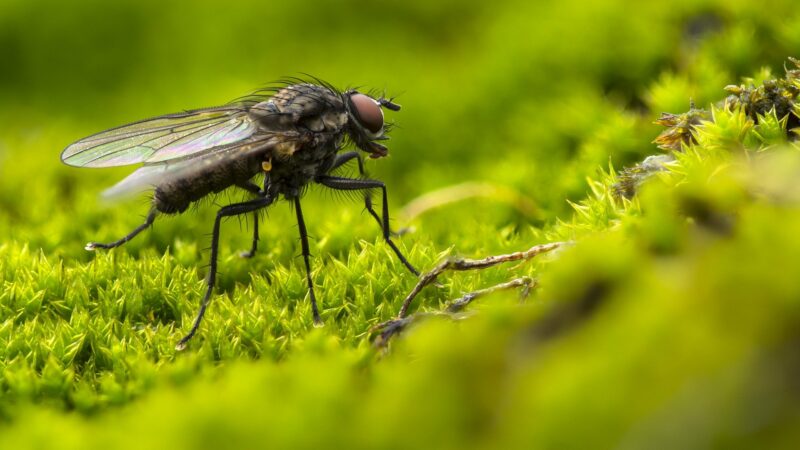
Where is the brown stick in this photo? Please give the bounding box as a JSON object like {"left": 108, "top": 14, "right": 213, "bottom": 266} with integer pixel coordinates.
{"left": 369, "top": 242, "right": 567, "bottom": 348}
{"left": 371, "top": 277, "right": 538, "bottom": 348}
{"left": 445, "top": 276, "right": 537, "bottom": 313}
{"left": 398, "top": 242, "right": 564, "bottom": 318}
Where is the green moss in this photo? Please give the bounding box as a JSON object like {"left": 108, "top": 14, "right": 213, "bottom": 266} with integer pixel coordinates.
{"left": 2, "top": 0, "right": 800, "bottom": 447}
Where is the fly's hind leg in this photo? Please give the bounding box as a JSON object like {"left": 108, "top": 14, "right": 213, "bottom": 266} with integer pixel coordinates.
{"left": 85, "top": 207, "right": 157, "bottom": 251}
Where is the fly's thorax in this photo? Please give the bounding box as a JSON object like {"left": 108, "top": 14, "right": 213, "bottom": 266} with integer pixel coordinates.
{"left": 248, "top": 83, "right": 347, "bottom": 133}
{"left": 266, "top": 135, "right": 340, "bottom": 199}
{"left": 299, "top": 110, "right": 349, "bottom": 133}
{"left": 322, "top": 110, "right": 349, "bottom": 132}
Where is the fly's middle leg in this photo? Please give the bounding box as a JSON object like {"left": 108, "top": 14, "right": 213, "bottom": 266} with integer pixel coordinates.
{"left": 239, "top": 213, "right": 259, "bottom": 259}
{"left": 85, "top": 207, "right": 157, "bottom": 251}
{"left": 176, "top": 194, "right": 274, "bottom": 350}
{"left": 294, "top": 197, "right": 323, "bottom": 326}
{"left": 236, "top": 181, "right": 265, "bottom": 259}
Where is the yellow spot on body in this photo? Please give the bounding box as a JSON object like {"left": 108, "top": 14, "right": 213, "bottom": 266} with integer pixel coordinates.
{"left": 262, "top": 158, "right": 272, "bottom": 172}
{"left": 274, "top": 141, "right": 299, "bottom": 157}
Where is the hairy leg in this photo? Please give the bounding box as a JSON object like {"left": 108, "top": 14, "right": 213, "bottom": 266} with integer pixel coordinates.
{"left": 176, "top": 195, "right": 274, "bottom": 350}
{"left": 316, "top": 174, "right": 419, "bottom": 276}
{"left": 85, "top": 208, "right": 157, "bottom": 251}
{"left": 294, "top": 197, "right": 322, "bottom": 326}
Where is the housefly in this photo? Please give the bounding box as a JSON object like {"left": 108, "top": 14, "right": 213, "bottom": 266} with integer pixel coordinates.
{"left": 61, "top": 79, "right": 419, "bottom": 349}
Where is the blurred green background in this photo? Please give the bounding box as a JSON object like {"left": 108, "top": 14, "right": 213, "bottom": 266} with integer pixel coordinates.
{"left": 1, "top": 0, "right": 799, "bottom": 240}
{"left": 2, "top": 0, "right": 800, "bottom": 448}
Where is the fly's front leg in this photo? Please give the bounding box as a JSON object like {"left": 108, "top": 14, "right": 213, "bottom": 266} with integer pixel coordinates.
{"left": 85, "top": 207, "right": 157, "bottom": 251}
{"left": 328, "top": 151, "right": 361, "bottom": 172}
{"left": 316, "top": 175, "right": 419, "bottom": 276}
{"left": 328, "top": 152, "right": 394, "bottom": 236}
{"left": 176, "top": 194, "right": 274, "bottom": 350}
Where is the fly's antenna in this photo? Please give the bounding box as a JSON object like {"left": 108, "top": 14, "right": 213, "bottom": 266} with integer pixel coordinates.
{"left": 378, "top": 97, "right": 401, "bottom": 111}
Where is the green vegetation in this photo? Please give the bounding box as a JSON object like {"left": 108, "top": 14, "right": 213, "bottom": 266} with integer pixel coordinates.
{"left": 2, "top": 0, "right": 800, "bottom": 447}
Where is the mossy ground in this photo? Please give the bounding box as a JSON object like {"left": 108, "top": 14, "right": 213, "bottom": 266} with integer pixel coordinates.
{"left": 2, "top": 0, "right": 800, "bottom": 448}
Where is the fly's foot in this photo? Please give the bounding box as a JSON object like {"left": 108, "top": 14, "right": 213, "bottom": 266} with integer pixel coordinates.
{"left": 85, "top": 241, "right": 117, "bottom": 251}
{"left": 239, "top": 250, "right": 256, "bottom": 259}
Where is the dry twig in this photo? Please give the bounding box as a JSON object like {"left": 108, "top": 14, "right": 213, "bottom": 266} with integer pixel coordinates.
{"left": 371, "top": 241, "right": 566, "bottom": 347}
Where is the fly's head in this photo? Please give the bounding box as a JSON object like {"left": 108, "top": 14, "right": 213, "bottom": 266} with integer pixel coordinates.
{"left": 343, "top": 90, "right": 401, "bottom": 159}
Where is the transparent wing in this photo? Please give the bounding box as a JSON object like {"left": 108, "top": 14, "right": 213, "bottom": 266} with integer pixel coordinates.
{"left": 61, "top": 106, "right": 259, "bottom": 168}
{"left": 99, "top": 135, "right": 291, "bottom": 200}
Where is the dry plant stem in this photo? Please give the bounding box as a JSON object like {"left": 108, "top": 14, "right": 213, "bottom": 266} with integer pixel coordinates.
{"left": 372, "top": 277, "right": 538, "bottom": 348}
{"left": 398, "top": 241, "right": 565, "bottom": 318}
{"left": 446, "top": 276, "right": 537, "bottom": 313}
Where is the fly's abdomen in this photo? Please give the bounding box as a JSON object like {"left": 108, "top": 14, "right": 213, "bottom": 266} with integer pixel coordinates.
{"left": 154, "top": 153, "right": 263, "bottom": 214}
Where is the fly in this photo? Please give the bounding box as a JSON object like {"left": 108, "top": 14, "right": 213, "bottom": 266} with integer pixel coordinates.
{"left": 61, "top": 79, "right": 419, "bottom": 350}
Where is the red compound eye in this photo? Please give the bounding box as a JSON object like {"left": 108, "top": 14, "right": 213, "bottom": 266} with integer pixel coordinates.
{"left": 350, "top": 93, "right": 384, "bottom": 134}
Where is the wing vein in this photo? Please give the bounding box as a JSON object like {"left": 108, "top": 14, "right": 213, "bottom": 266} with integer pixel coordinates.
{"left": 81, "top": 119, "right": 225, "bottom": 166}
